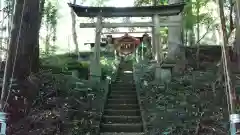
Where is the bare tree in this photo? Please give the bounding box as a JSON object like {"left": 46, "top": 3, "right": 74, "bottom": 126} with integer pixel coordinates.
{"left": 71, "top": 0, "right": 79, "bottom": 54}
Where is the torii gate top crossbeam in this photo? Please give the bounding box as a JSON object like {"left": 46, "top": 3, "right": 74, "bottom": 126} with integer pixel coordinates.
{"left": 68, "top": 3, "right": 185, "bottom": 17}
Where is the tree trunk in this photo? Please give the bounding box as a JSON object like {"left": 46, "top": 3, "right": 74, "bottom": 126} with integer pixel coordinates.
{"left": 1, "top": 0, "right": 23, "bottom": 110}
{"left": 71, "top": 0, "right": 79, "bottom": 54}
{"left": 1, "top": 0, "right": 41, "bottom": 109}
{"left": 236, "top": 1, "right": 240, "bottom": 25}
{"left": 217, "top": 0, "right": 236, "bottom": 118}
{"left": 31, "top": 0, "right": 45, "bottom": 73}
{"left": 188, "top": 30, "right": 195, "bottom": 46}
{"left": 196, "top": 0, "right": 200, "bottom": 69}
{"left": 17, "top": 0, "right": 41, "bottom": 78}
{"left": 196, "top": 0, "right": 200, "bottom": 42}
{"left": 45, "top": 33, "right": 50, "bottom": 54}
{"left": 234, "top": 0, "right": 240, "bottom": 70}
{"left": 187, "top": 0, "right": 195, "bottom": 46}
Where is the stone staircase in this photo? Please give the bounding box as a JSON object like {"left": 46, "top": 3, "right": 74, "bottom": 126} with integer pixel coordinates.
{"left": 100, "top": 61, "right": 144, "bottom": 135}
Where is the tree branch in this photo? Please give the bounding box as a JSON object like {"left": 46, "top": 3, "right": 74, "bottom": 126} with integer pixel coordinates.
{"left": 195, "top": 24, "right": 211, "bottom": 44}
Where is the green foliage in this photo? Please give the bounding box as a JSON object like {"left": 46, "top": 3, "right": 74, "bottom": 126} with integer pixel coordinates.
{"left": 40, "top": 54, "right": 88, "bottom": 78}
{"left": 183, "top": 0, "right": 213, "bottom": 30}
{"left": 40, "top": 53, "right": 118, "bottom": 80}
{"left": 134, "top": 0, "right": 215, "bottom": 45}
{"left": 90, "top": 0, "right": 110, "bottom": 6}
{"left": 3, "top": 0, "right": 14, "bottom": 15}
{"left": 100, "top": 56, "right": 118, "bottom": 79}
{"left": 42, "top": 0, "right": 58, "bottom": 55}
{"left": 160, "top": 27, "right": 168, "bottom": 44}
{"left": 134, "top": 0, "right": 168, "bottom": 6}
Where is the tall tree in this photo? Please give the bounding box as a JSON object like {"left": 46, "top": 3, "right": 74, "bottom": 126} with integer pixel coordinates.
{"left": 217, "top": 0, "right": 236, "bottom": 117}
{"left": 234, "top": 0, "right": 240, "bottom": 68}
{"left": 1, "top": 0, "right": 41, "bottom": 109}
{"left": 186, "top": 0, "right": 195, "bottom": 46}
{"left": 31, "top": 0, "right": 45, "bottom": 73}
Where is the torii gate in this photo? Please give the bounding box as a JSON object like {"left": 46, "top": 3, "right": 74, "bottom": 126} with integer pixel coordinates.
{"left": 69, "top": 3, "right": 185, "bottom": 82}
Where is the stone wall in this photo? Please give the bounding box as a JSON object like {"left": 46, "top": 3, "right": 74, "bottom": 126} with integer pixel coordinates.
{"left": 185, "top": 45, "right": 232, "bottom": 68}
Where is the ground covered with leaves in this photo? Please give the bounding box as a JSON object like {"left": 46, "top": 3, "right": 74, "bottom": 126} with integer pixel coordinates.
{"left": 7, "top": 54, "right": 118, "bottom": 135}
{"left": 134, "top": 64, "right": 229, "bottom": 135}
{"left": 7, "top": 71, "right": 106, "bottom": 135}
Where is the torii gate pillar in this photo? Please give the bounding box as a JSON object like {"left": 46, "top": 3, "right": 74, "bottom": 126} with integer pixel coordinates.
{"left": 89, "top": 15, "right": 102, "bottom": 82}
{"left": 153, "top": 14, "right": 163, "bottom": 81}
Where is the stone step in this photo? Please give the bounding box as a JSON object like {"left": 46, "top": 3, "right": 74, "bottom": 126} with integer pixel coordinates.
{"left": 100, "top": 123, "right": 143, "bottom": 132}
{"left": 116, "top": 76, "right": 131, "bottom": 78}
{"left": 117, "top": 76, "right": 133, "bottom": 78}
{"left": 114, "top": 79, "right": 134, "bottom": 82}
{"left": 107, "top": 99, "right": 138, "bottom": 104}
{"left": 115, "top": 80, "right": 134, "bottom": 83}
{"left": 103, "top": 115, "right": 142, "bottom": 123}
{"left": 116, "top": 77, "right": 133, "bottom": 79}
{"left": 111, "top": 88, "right": 136, "bottom": 92}
{"left": 112, "top": 83, "right": 135, "bottom": 85}
{"left": 117, "top": 75, "right": 133, "bottom": 76}
{"left": 100, "top": 133, "right": 144, "bottom": 135}
{"left": 109, "top": 97, "right": 137, "bottom": 101}
{"left": 111, "top": 91, "right": 136, "bottom": 95}
{"left": 111, "top": 87, "right": 135, "bottom": 90}
{"left": 100, "top": 65, "right": 143, "bottom": 133}
{"left": 111, "top": 85, "right": 135, "bottom": 89}
{"left": 104, "top": 109, "right": 141, "bottom": 116}
{"left": 106, "top": 104, "right": 139, "bottom": 110}
{"left": 111, "top": 84, "right": 135, "bottom": 87}
{"left": 109, "top": 95, "right": 137, "bottom": 99}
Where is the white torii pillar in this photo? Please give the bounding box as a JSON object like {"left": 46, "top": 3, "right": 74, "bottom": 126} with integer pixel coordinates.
{"left": 89, "top": 15, "right": 102, "bottom": 82}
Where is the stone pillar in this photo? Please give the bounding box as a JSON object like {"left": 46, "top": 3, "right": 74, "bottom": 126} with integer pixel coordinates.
{"left": 151, "top": 0, "right": 157, "bottom": 60}
{"left": 153, "top": 14, "right": 161, "bottom": 63}
{"left": 90, "top": 15, "right": 102, "bottom": 82}
{"left": 151, "top": 26, "right": 156, "bottom": 59}
{"left": 167, "top": 0, "right": 183, "bottom": 62}
{"left": 153, "top": 14, "right": 162, "bottom": 81}
{"left": 114, "top": 50, "right": 118, "bottom": 61}
{"left": 72, "top": 70, "right": 79, "bottom": 78}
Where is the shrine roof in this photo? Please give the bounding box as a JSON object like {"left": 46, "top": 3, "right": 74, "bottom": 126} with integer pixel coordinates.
{"left": 68, "top": 3, "right": 185, "bottom": 17}
{"left": 115, "top": 34, "right": 140, "bottom": 45}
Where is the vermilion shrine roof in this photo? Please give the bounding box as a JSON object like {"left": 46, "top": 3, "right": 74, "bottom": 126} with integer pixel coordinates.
{"left": 115, "top": 33, "right": 140, "bottom": 45}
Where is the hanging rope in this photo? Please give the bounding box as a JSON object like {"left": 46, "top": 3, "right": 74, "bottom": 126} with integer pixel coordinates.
{"left": 221, "top": 45, "right": 233, "bottom": 113}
